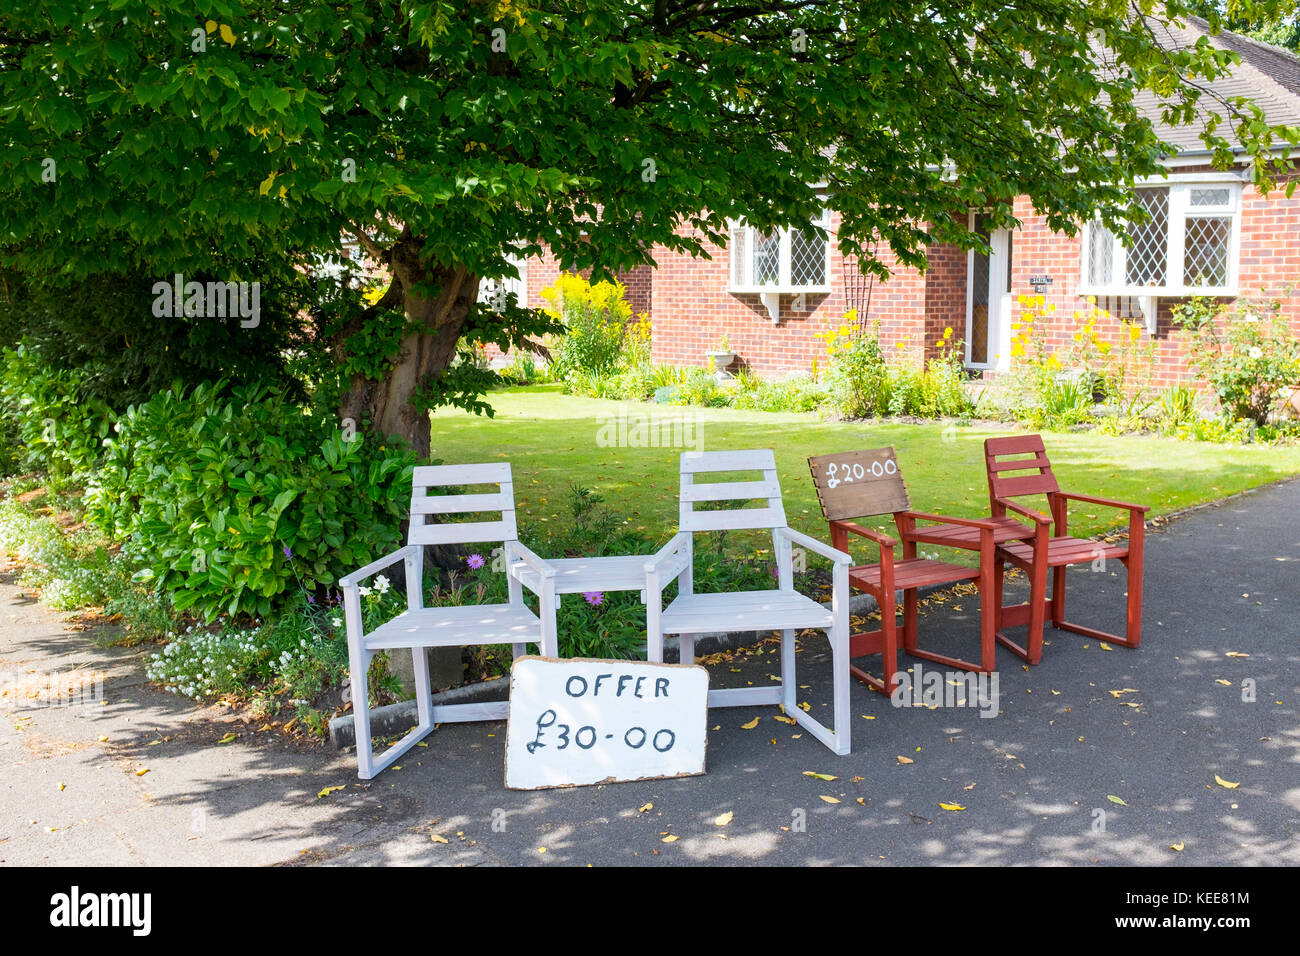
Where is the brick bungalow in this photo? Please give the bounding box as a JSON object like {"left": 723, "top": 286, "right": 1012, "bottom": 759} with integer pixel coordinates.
{"left": 495, "top": 18, "right": 1300, "bottom": 391}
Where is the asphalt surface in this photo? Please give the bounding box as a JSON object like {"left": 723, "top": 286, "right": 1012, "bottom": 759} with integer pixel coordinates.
{"left": 1, "top": 477, "right": 1297, "bottom": 866}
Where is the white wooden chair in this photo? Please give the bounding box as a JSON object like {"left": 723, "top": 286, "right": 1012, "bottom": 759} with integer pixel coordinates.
{"left": 644, "top": 450, "right": 853, "bottom": 755}
{"left": 341, "top": 462, "right": 557, "bottom": 780}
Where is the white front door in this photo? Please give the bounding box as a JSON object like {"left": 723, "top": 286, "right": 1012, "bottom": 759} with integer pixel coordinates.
{"left": 965, "top": 212, "right": 1012, "bottom": 371}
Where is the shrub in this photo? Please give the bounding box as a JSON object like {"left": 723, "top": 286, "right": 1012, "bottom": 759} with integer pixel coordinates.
{"left": 0, "top": 344, "right": 115, "bottom": 484}
{"left": 541, "top": 274, "right": 632, "bottom": 379}
{"left": 1173, "top": 296, "right": 1300, "bottom": 427}
{"left": 821, "top": 316, "right": 892, "bottom": 418}
{"left": 85, "top": 380, "right": 418, "bottom": 620}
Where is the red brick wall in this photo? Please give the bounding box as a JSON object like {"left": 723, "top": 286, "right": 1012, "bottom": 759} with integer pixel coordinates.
{"left": 493, "top": 168, "right": 1300, "bottom": 388}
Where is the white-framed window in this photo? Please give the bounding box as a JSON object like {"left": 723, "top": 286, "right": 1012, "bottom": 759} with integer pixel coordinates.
{"left": 1079, "top": 177, "right": 1242, "bottom": 296}
{"left": 728, "top": 208, "right": 832, "bottom": 293}
{"left": 478, "top": 251, "right": 527, "bottom": 309}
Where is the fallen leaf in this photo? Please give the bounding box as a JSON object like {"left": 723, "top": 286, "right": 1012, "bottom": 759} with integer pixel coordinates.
{"left": 430, "top": 834, "right": 449, "bottom": 844}
{"left": 1215, "top": 679, "right": 1231, "bottom": 686}
{"left": 819, "top": 795, "right": 841, "bottom": 804}
{"left": 714, "top": 811, "right": 733, "bottom": 827}
{"left": 317, "top": 785, "right": 346, "bottom": 798}
{"left": 538, "top": 847, "right": 547, "bottom": 854}
{"left": 774, "top": 715, "right": 797, "bottom": 725}
{"left": 803, "top": 771, "right": 837, "bottom": 781}
{"left": 1107, "top": 795, "right": 1128, "bottom": 806}
{"left": 897, "top": 755, "right": 914, "bottom": 765}
{"left": 1099, "top": 642, "right": 1113, "bottom": 651}
{"left": 1170, "top": 842, "right": 1185, "bottom": 852}
{"left": 58, "top": 782, "right": 66, "bottom": 791}
{"left": 799, "top": 702, "right": 811, "bottom": 712}
{"left": 1108, "top": 688, "right": 1140, "bottom": 698}
{"left": 938, "top": 803, "right": 965, "bottom": 811}
{"left": 963, "top": 783, "right": 977, "bottom": 791}
{"left": 638, "top": 802, "right": 653, "bottom": 813}
{"left": 661, "top": 835, "right": 679, "bottom": 843}
{"left": 135, "top": 768, "right": 150, "bottom": 777}
{"left": 97, "top": 735, "right": 109, "bottom": 742}
{"left": 861, "top": 715, "right": 876, "bottom": 720}
{"left": 856, "top": 798, "right": 865, "bottom": 805}
{"left": 218, "top": 733, "right": 238, "bottom": 744}
{"left": 1225, "top": 651, "right": 1250, "bottom": 658}
{"left": 1214, "top": 774, "right": 1240, "bottom": 789}
{"left": 740, "top": 717, "right": 760, "bottom": 730}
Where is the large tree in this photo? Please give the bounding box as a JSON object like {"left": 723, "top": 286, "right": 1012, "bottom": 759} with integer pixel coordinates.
{"left": 2, "top": 0, "right": 1297, "bottom": 456}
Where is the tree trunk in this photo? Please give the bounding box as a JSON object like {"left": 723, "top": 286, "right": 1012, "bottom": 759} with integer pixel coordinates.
{"left": 339, "top": 234, "right": 479, "bottom": 459}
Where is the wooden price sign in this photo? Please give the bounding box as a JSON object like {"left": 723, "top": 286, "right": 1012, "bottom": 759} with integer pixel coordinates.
{"left": 505, "top": 657, "right": 709, "bottom": 790}
{"left": 807, "top": 446, "right": 912, "bottom": 521}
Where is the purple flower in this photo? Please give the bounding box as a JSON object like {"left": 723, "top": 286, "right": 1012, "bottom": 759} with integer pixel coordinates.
{"left": 466, "top": 553, "right": 485, "bottom": 570}
{"left": 582, "top": 591, "right": 605, "bottom": 607}
{"left": 306, "top": 593, "right": 316, "bottom": 605}
{"left": 283, "top": 545, "right": 293, "bottom": 559}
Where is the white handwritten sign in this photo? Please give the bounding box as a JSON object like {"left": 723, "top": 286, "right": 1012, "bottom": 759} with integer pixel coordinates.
{"left": 505, "top": 657, "right": 708, "bottom": 790}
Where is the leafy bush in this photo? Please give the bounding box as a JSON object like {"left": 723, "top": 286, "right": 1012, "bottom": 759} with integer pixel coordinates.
{"left": 85, "top": 380, "right": 418, "bottom": 620}
{"left": 821, "top": 317, "right": 892, "bottom": 418}
{"left": 0, "top": 344, "right": 115, "bottom": 484}
{"left": 541, "top": 274, "right": 632, "bottom": 379}
{"left": 1173, "top": 296, "right": 1300, "bottom": 426}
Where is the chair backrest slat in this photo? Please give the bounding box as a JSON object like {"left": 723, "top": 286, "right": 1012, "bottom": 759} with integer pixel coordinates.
{"left": 984, "top": 435, "right": 1059, "bottom": 502}
{"left": 408, "top": 463, "right": 517, "bottom": 545}
{"left": 679, "top": 450, "right": 786, "bottom": 532}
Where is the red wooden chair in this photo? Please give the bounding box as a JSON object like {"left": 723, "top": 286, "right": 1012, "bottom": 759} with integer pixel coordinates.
{"left": 983, "top": 434, "right": 1149, "bottom": 664}
{"left": 809, "top": 448, "right": 1000, "bottom": 695}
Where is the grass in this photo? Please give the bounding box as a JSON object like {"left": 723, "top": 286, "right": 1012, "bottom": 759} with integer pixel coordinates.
{"left": 433, "top": 384, "right": 1300, "bottom": 563}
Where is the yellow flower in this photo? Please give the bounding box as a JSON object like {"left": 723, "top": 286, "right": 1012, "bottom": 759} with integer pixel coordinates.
{"left": 943, "top": 327, "right": 954, "bottom": 338}
{"left": 1086, "top": 295, "right": 1097, "bottom": 305}
{"left": 1129, "top": 324, "right": 1141, "bottom": 343}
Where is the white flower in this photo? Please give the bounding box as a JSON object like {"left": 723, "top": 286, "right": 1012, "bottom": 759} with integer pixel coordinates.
{"left": 1249, "top": 347, "right": 1263, "bottom": 359}
{"left": 374, "top": 574, "right": 391, "bottom": 594}
{"left": 357, "top": 585, "right": 371, "bottom": 597}
{"left": 331, "top": 617, "right": 342, "bottom": 628}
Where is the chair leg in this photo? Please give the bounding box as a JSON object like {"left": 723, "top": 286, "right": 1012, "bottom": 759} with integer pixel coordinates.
{"left": 902, "top": 588, "right": 919, "bottom": 653}
{"left": 412, "top": 646, "right": 433, "bottom": 730}
{"left": 349, "top": 647, "right": 375, "bottom": 780}
{"left": 1051, "top": 563, "right": 1067, "bottom": 627}
{"left": 848, "top": 591, "right": 899, "bottom": 695}
{"left": 678, "top": 634, "right": 695, "bottom": 665}
{"left": 780, "top": 628, "right": 797, "bottom": 713}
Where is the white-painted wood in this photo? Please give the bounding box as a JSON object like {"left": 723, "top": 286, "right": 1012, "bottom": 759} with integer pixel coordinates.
{"left": 505, "top": 657, "right": 709, "bottom": 790}
{"left": 707, "top": 686, "right": 782, "bottom": 707}
{"left": 343, "top": 461, "right": 559, "bottom": 779}
{"left": 412, "top": 462, "right": 513, "bottom": 485}
{"left": 643, "top": 449, "right": 852, "bottom": 755}
{"left": 660, "top": 590, "right": 833, "bottom": 634}
{"left": 409, "top": 491, "right": 512, "bottom": 515}
{"left": 408, "top": 517, "right": 518, "bottom": 546}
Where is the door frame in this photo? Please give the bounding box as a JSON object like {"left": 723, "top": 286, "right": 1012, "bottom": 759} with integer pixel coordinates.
{"left": 964, "top": 210, "right": 1012, "bottom": 372}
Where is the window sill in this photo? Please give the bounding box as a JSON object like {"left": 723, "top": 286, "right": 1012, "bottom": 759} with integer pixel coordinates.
{"left": 1076, "top": 286, "right": 1238, "bottom": 299}
{"left": 728, "top": 285, "right": 831, "bottom": 296}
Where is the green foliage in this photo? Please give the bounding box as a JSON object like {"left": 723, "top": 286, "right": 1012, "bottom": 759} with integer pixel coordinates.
{"left": 84, "top": 380, "right": 418, "bottom": 620}
{"left": 1158, "top": 384, "right": 1199, "bottom": 428}
{"left": 0, "top": 268, "right": 310, "bottom": 408}
{"left": 1173, "top": 297, "right": 1300, "bottom": 426}
{"left": 542, "top": 274, "right": 632, "bottom": 380}
{"left": 728, "top": 373, "right": 830, "bottom": 413}
{"left": 0, "top": 345, "right": 115, "bottom": 484}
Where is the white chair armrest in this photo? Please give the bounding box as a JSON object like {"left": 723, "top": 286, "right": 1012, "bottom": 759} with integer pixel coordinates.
{"left": 506, "top": 540, "right": 557, "bottom": 584}
{"left": 644, "top": 532, "right": 691, "bottom": 575}
{"left": 339, "top": 544, "right": 421, "bottom": 590}
{"left": 776, "top": 527, "right": 852, "bottom": 566}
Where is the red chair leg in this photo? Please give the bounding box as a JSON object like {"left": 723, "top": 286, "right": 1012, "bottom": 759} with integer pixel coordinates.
{"left": 848, "top": 589, "right": 900, "bottom": 695}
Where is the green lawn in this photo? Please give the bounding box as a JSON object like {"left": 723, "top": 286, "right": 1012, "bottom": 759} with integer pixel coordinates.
{"left": 433, "top": 384, "right": 1300, "bottom": 560}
